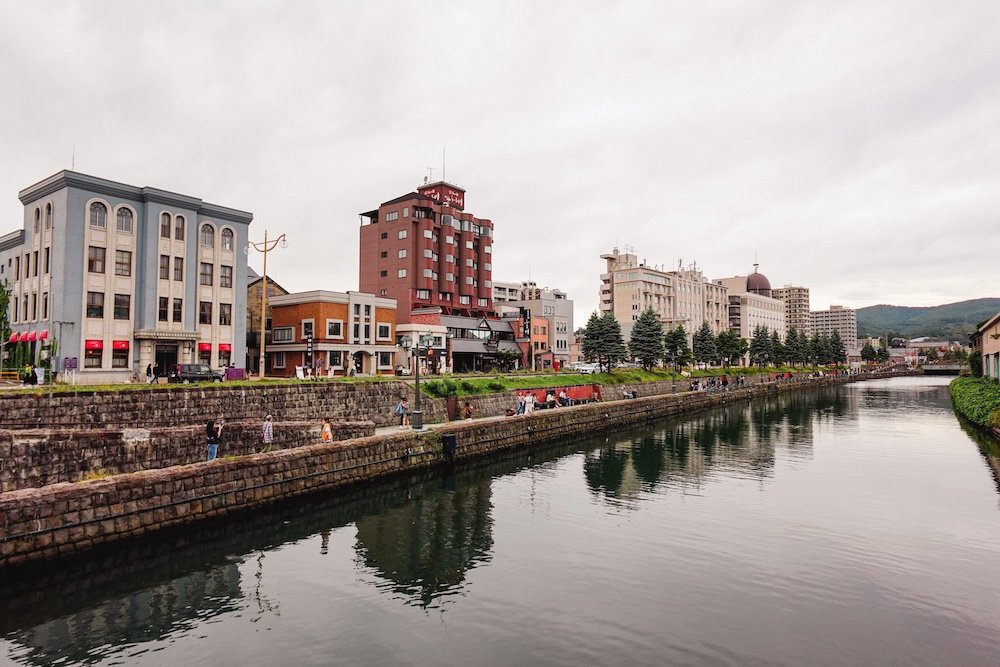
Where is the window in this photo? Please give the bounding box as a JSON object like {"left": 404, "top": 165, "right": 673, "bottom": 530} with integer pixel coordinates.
{"left": 403, "top": 207, "right": 409, "bottom": 217}
{"left": 466, "top": 258, "right": 474, "bottom": 267}
{"left": 364, "top": 305, "right": 370, "bottom": 316}
{"left": 199, "top": 347, "right": 211, "bottom": 365}
{"left": 397, "top": 268, "right": 407, "bottom": 278}
{"left": 175, "top": 216, "right": 185, "bottom": 240}
{"left": 199, "top": 301, "right": 213, "bottom": 324}
{"left": 116, "top": 208, "right": 133, "bottom": 233}
{"left": 423, "top": 269, "right": 433, "bottom": 278}
{"left": 465, "top": 240, "right": 473, "bottom": 249}
{"left": 112, "top": 346, "right": 129, "bottom": 368}
{"left": 160, "top": 255, "right": 170, "bottom": 280}
{"left": 446, "top": 254, "right": 454, "bottom": 263}
{"left": 385, "top": 211, "right": 399, "bottom": 222}
{"left": 34, "top": 208, "right": 40, "bottom": 234}
{"left": 85, "top": 348, "right": 102, "bottom": 368}
{"left": 398, "top": 230, "right": 407, "bottom": 239}
{"left": 380, "top": 232, "right": 388, "bottom": 240}
{"left": 219, "top": 303, "right": 232, "bottom": 325}
{"left": 200, "top": 262, "right": 213, "bottom": 286}
{"left": 446, "top": 273, "right": 454, "bottom": 282}
{"left": 220, "top": 265, "right": 233, "bottom": 288}
{"left": 173, "top": 298, "right": 183, "bottom": 322}
{"left": 221, "top": 228, "right": 234, "bottom": 250}
{"left": 273, "top": 327, "right": 293, "bottom": 342}
{"left": 416, "top": 289, "right": 430, "bottom": 299}
{"left": 45, "top": 204, "right": 51, "bottom": 230}
{"left": 115, "top": 250, "right": 132, "bottom": 277}
{"left": 484, "top": 245, "right": 492, "bottom": 254}
{"left": 484, "top": 263, "right": 492, "bottom": 271}
{"left": 174, "top": 257, "right": 184, "bottom": 281}
{"left": 378, "top": 351, "right": 393, "bottom": 368}
{"left": 88, "top": 246, "right": 106, "bottom": 273}
{"left": 89, "top": 202, "right": 107, "bottom": 228}
{"left": 326, "top": 320, "right": 343, "bottom": 338}
{"left": 380, "top": 251, "right": 388, "bottom": 259}
{"left": 114, "top": 294, "right": 131, "bottom": 320}
{"left": 86, "top": 292, "right": 104, "bottom": 318}
{"left": 42, "top": 292, "right": 48, "bottom": 319}
{"left": 32, "top": 251, "right": 38, "bottom": 277}
{"left": 219, "top": 348, "right": 231, "bottom": 367}
{"left": 364, "top": 324, "right": 370, "bottom": 339}
{"left": 460, "top": 295, "right": 471, "bottom": 305}
{"left": 379, "top": 270, "right": 387, "bottom": 277}
{"left": 377, "top": 323, "right": 391, "bottom": 340}
{"left": 302, "top": 320, "right": 314, "bottom": 339}
{"left": 200, "top": 224, "right": 215, "bottom": 247}
{"left": 466, "top": 277, "right": 474, "bottom": 285}
{"left": 423, "top": 249, "right": 433, "bottom": 258}
{"left": 273, "top": 352, "right": 286, "bottom": 368}
{"left": 160, "top": 212, "right": 171, "bottom": 238}
{"left": 398, "top": 249, "right": 407, "bottom": 259}
{"left": 478, "top": 298, "right": 488, "bottom": 307}
{"left": 158, "top": 297, "right": 168, "bottom": 321}
{"left": 423, "top": 229, "right": 432, "bottom": 239}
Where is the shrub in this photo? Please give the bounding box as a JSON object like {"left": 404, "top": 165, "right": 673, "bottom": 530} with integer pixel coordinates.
{"left": 487, "top": 380, "right": 505, "bottom": 392}
{"left": 460, "top": 380, "right": 479, "bottom": 394}
{"left": 950, "top": 376, "right": 1000, "bottom": 428}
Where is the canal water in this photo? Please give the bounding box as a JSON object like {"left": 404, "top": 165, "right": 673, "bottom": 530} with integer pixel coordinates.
{"left": 2, "top": 376, "right": 1000, "bottom": 666}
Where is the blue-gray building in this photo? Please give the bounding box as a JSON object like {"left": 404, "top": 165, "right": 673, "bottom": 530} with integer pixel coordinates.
{"left": 0, "top": 171, "right": 253, "bottom": 383}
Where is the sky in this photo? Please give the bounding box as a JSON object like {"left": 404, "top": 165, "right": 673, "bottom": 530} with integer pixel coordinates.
{"left": 1, "top": 0, "right": 997, "bottom": 328}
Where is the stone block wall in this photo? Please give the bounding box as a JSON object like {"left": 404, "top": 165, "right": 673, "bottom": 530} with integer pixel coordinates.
{"left": 0, "top": 420, "right": 373, "bottom": 492}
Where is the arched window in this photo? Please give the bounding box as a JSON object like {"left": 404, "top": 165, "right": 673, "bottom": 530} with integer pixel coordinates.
{"left": 221, "top": 228, "right": 234, "bottom": 250}
{"left": 175, "top": 215, "right": 185, "bottom": 241}
{"left": 45, "top": 203, "right": 52, "bottom": 230}
{"left": 160, "top": 212, "right": 171, "bottom": 238}
{"left": 89, "top": 202, "right": 107, "bottom": 228}
{"left": 33, "top": 208, "right": 40, "bottom": 234}
{"left": 116, "top": 207, "right": 133, "bottom": 234}
{"left": 200, "top": 223, "right": 215, "bottom": 247}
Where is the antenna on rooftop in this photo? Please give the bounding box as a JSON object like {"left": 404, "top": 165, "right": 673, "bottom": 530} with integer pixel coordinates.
{"left": 427, "top": 167, "right": 434, "bottom": 182}
{"left": 442, "top": 146, "right": 446, "bottom": 182}
{"left": 71, "top": 142, "right": 75, "bottom": 170}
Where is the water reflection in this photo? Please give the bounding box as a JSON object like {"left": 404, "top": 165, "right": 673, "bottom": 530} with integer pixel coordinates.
{"left": 583, "top": 388, "right": 853, "bottom": 500}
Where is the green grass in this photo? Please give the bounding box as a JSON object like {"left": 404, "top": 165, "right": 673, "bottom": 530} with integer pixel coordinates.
{"left": 950, "top": 376, "right": 1000, "bottom": 429}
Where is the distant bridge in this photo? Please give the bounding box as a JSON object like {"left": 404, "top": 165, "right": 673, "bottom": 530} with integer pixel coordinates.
{"left": 921, "top": 364, "right": 963, "bottom": 375}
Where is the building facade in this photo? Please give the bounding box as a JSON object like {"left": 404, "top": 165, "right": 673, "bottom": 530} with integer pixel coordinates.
{"left": 245, "top": 269, "right": 289, "bottom": 375}
{"left": 1, "top": 171, "right": 252, "bottom": 383}
{"left": 772, "top": 285, "right": 811, "bottom": 335}
{"left": 493, "top": 280, "right": 573, "bottom": 368}
{"left": 266, "top": 290, "right": 398, "bottom": 377}
{"left": 715, "top": 268, "right": 786, "bottom": 341}
{"left": 810, "top": 305, "right": 858, "bottom": 349}
{"left": 600, "top": 248, "right": 729, "bottom": 342}
{"left": 976, "top": 311, "right": 1000, "bottom": 380}
{"left": 359, "top": 181, "right": 494, "bottom": 321}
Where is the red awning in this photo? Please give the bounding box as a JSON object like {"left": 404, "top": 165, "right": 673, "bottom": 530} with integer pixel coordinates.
{"left": 19, "top": 332, "right": 28, "bottom": 342}
{"left": 7, "top": 333, "right": 16, "bottom": 343}
{"left": 39, "top": 330, "right": 48, "bottom": 340}
{"left": 85, "top": 339, "right": 103, "bottom": 350}
{"left": 27, "top": 331, "right": 37, "bottom": 342}
{"left": 112, "top": 340, "right": 129, "bottom": 350}
{"left": 198, "top": 342, "right": 212, "bottom": 352}
{"left": 219, "top": 343, "right": 232, "bottom": 352}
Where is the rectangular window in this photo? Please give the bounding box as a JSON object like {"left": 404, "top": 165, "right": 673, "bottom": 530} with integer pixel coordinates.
{"left": 273, "top": 351, "right": 286, "bottom": 368}
{"left": 87, "top": 291, "right": 104, "bottom": 318}
{"left": 273, "top": 327, "right": 293, "bottom": 342}
{"left": 423, "top": 248, "right": 433, "bottom": 258}
{"left": 379, "top": 270, "right": 388, "bottom": 277}
{"left": 173, "top": 298, "right": 183, "bottom": 323}
{"left": 302, "top": 320, "right": 314, "bottom": 339}
{"left": 220, "top": 265, "right": 233, "bottom": 288}
{"left": 385, "top": 211, "right": 399, "bottom": 222}
{"left": 112, "top": 347, "right": 129, "bottom": 368}
{"left": 43, "top": 248, "right": 50, "bottom": 274}
{"left": 113, "top": 294, "right": 130, "bottom": 320}
{"left": 219, "top": 349, "right": 231, "bottom": 367}
{"left": 85, "top": 348, "right": 102, "bottom": 368}
{"left": 160, "top": 255, "right": 170, "bottom": 280}
{"left": 380, "top": 251, "right": 388, "bottom": 258}
{"left": 353, "top": 323, "right": 360, "bottom": 340}
{"left": 423, "top": 229, "right": 432, "bottom": 238}
{"left": 174, "top": 257, "right": 184, "bottom": 281}
{"left": 32, "top": 251, "right": 38, "bottom": 277}
{"left": 199, "top": 262, "right": 213, "bottom": 286}
{"left": 115, "top": 250, "right": 132, "bottom": 277}
{"left": 403, "top": 207, "right": 409, "bottom": 217}
{"left": 465, "top": 240, "right": 473, "bottom": 249}
{"left": 423, "top": 269, "right": 433, "bottom": 278}
{"left": 398, "top": 249, "right": 407, "bottom": 259}
{"left": 364, "top": 305, "right": 370, "bottom": 316}
{"left": 460, "top": 295, "right": 471, "bottom": 305}
{"left": 445, "top": 236, "right": 454, "bottom": 245}
{"left": 398, "top": 229, "right": 407, "bottom": 239}
{"left": 219, "top": 303, "right": 232, "bottom": 325}
{"left": 14, "top": 255, "right": 19, "bottom": 280}
{"left": 377, "top": 323, "right": 391, "bottom": 340}
{"left": 378, "top": 351, "right": 393, "bottom": 368}
{"left": 364, "top": 324, "right": 370, "bottom": 339}
{"left": 326, "top": 320, "right": 343, "bottom": 338}
{"left": 158, "top": 297, "right": 168, "bottom": 321}
{"left": 175, "top": 218, "right": 185, "bottom": 241}
{"left": 484, "top": 245, "right": 492, "bottom": 254}
{"left": 42, "top": 292, "right": 48, "bottom": 319}
{"left": 416, "top": 289, "right": 430, "bottom": 299}
{"left": 88, "top": 246, "right": 105, "bottom": 273}
{"left": 380, "top": 232, "right": 388, "bottom": 240}
{"left": 397, "top": 268, "right": 407, "bottom": 278}
{"left": 199, "top": 301, "right": 212, "bottom": 324}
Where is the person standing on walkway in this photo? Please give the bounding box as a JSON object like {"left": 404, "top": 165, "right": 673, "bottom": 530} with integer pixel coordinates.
{"left": 463, "top": 401, "right": 474, "bottom": 421}
{"left": 145, "top": 363, "right": 154, "bottom": 384}
{"left": 261, "top": 414, "right": 274, "bottom": 450}
{"left": 206, "top": 419, "right": 223, "bottom": 461}
{"left": 321, "top": 416, "right": 333, "bottom": 443}
{"left": 395, "top": 398, "right": 410, "bottom": 428}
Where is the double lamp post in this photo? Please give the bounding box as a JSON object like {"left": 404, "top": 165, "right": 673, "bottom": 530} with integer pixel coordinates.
{"left": 245, "top": 231, "right": 288, "bottom": 377}
{"left": 400, "top": 333, "right": 434, "bottom": 430}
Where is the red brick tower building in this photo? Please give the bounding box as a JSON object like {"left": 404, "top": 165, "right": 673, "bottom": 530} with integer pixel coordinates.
{"left": 359, "top": 181, "right": 494, "bottom": 321}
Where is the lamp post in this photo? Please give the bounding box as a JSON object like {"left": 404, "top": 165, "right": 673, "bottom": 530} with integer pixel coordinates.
{"left": 400, "top": 335, "right": 426, "bottom": 430}
{"left": 245, "top": 231, "right": 287, "bottom": 377}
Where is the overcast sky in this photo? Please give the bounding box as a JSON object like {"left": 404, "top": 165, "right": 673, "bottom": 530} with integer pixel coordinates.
{"left": 2, "top": 0, "right": 997, "bottom": 327}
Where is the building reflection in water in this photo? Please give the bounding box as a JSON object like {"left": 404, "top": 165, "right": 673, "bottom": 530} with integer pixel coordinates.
{"left": 584, "top": 388, "right": 853, "bottom": 501}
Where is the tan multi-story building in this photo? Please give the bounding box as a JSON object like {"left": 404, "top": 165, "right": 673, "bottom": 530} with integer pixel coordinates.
{"left": 493, "top": 280, "right": 573, "bottom": 366}
{"left": 810, "top": 305, "right": 858, "bottom": 349}
{"left": 977, "top": 310, "right": 1000, "bottom": 380}
{"left": 772, "top": 285, "right": 811, "bottom": 336}
{"left": 599, "top": 247, "right": 728, "bottom": 342}
{"left": 266, "top": 290, "right": 398, "bottom": 377}
{"left": 715, "top": 268, "right": 786, "bottom": 341}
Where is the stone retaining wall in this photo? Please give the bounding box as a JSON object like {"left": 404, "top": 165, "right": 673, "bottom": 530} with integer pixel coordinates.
{"left": 0, "top": 421, "right": 373, "bottom": 492}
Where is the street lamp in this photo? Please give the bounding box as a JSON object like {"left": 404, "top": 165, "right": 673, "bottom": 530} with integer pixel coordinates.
{"left": 245, "top": 231, "right": 288, "bottom": 378}
{"left": 401, "top": 334, "right": 433, "bottom": 430}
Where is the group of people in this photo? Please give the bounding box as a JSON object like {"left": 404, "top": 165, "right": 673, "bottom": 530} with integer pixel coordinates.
{"left": 512, "top": 389, "right": 573, "bottom": 415}
{"left": 204, "top": 413, "right": 335, "bottom": 461}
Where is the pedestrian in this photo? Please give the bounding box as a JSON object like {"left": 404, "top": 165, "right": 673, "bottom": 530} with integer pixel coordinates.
{"left": 515, "top": 391, "right": 526, "bottom": 415}
{"left": 206, "top": 419, "right": 223, "bottom": 461}
{"left": 463, "top": 401, "right": 473, "bottom": 421}
{"left": 261, "top": 414, "right": 274, "bottom": 450}
{"left": 321, "top": 416, "right": 333, "bottom": 443}
{"left": 145, "top": 363, "right": 154, "bottom": 384}
{"left": 395, "top": 397, "right": 409, "bottom": 429}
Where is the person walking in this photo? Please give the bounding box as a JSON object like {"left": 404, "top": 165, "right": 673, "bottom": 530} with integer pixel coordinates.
{"left": 206, "top": 419, "right": 223, "bottom": 461}
{"left": 145, "top": 363, "right": 154, "bottom": 384}
{"left": 261, "top": 414, "right": 274, "bottom": 450}
{"left": 321, "top": 416, "right": 333, "bottom": 443}
{"left": 395, "top": 397, "right": 410, "bottom": 428}
{"left": 463, "top": 401, "right": 474, "bottom": 421}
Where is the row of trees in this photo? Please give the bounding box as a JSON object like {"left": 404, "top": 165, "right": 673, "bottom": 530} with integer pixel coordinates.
{"left": 582, "top": 308, "right": 849, "bottom": 371}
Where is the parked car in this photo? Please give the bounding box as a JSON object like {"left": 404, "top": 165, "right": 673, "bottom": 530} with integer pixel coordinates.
{"left": 168, "top": 363, "right": 225, "bottom": 383}
{"left": 573, "top": 363, "right": 600, "bottom": 374}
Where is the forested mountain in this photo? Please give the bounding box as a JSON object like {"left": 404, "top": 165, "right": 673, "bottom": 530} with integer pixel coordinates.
{"left": 856, "top": 298, "right": 1000, "bottom": 341}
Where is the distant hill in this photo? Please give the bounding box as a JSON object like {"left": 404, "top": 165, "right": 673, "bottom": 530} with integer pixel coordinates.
{"left": 856, "top": 298, "right": 1000, "bottom": 341}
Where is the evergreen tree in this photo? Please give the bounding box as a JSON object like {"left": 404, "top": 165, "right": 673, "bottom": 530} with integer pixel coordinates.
{"left": 715, "top": 329, "right": 742, "bottom": 368}
{"left": 770, "top": 330, "right": 785, "bottom": 366}
{"left": 629, "top": 307, "right": 664, "bottom": 370}
{"left": 692, "top": 321, "right": 718, "bottom": 367}
{"left": 601, "top": 311, "right": 628, "bottom": 371}
{"left": 829, "top": 331, "right": 846, "bottom": 364}
{"left": 813, "top": 333, "right": 833, "bottom": 365}
{"left": 860, "top": 340, "right": 876, "bottom": 363}
{"left": 582, "top": 312, "right": 602, "bottom": 364}
{"left": 664, "top": 325, "right": 692, "bottom": 372}
{"left": 784, "top": 327, "right": 800, "bottom": 367}
{"left": 876, "top": 344, "right": 890, "bottom": 364}
{"left": 749, "top": 325, "right": 772, "bottom": 367}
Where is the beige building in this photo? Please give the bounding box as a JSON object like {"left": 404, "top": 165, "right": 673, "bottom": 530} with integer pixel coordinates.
{"left": 810, "top": 305, "right": 858, "bottom": 349}
{"left": 493, "top": 281, "right": 573, "bottom": 366}
{"left": 975, "top": 311, "right": 1000, "bottom": 380}
{"left": 714, "top": 268, "right": 786, "bottom": 341}
{"left": 599, "top": 247, "right": 728, "bottom": 342}
{"left": 772, "top": 285, "right": 811, "bottom": 335}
